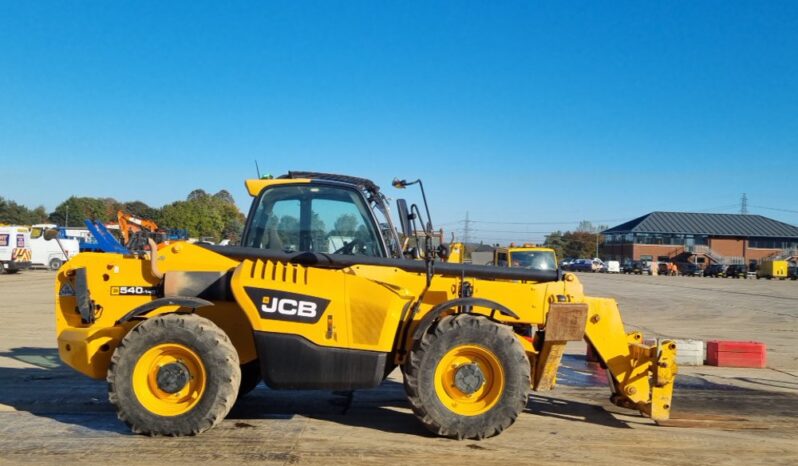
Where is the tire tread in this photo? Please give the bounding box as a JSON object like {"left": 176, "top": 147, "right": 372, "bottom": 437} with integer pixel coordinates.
{"left": 403, "top": 314, "right": 530, "bottom": 440}
{"left": 107, "top": 313, "right": 240, "bottom": 436}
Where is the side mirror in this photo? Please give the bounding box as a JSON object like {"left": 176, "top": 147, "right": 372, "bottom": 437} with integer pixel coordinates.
{"left": 396, "top": 199, "right": 412, "bottom": 237}
{"left": 44, "top": 228, "right": 71, "bottom": 261}
{"left": 43, "top": 229, "right": 60, "bottom": 241}
{"left": 436, "top": 243, "right": 450, "bottom": 260}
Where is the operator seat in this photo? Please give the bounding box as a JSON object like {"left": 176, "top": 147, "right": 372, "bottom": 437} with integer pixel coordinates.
{"left": 263, "top": 225, "right": 283, "bottom": 251}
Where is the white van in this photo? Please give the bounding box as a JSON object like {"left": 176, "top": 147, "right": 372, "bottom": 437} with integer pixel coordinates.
{"left": 0, "top": 225, "right": 32, "bottom": 274}
{"left": 605, "top": 260, "right": 621, "bottom": 273}
{"left": 28, "top": 224, "right": 80, "bottom": 270}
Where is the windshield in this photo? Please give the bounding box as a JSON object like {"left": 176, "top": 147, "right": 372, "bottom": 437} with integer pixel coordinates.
{"left": 509, "top": 251, "right": 556, "bottom": 271}
{"left": 242, "top": 184, "right": 385, "bottom": 257}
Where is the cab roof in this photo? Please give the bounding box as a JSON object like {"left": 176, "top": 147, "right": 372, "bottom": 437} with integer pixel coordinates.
{"left": 245, "top": 171, "right": 382, "bottom": 198}
{"left": 497, "top": 246, "right": 555, "bottom": 253}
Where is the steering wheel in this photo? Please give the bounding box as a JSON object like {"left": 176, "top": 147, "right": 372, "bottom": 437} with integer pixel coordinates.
{"left": 333, "top": 238, "right": 363, "bottom": 255}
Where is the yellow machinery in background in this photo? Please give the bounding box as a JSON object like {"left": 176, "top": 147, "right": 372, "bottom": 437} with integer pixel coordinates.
{"left": 51, "top": 171, "right": 676, "bottom": 439}
{"left": 757, "top": 260, "right": 788, "bottom": 279}
{"left": 494, "top": 244, "right": 558, "bottom": 271}
{"left": 447, "top": 243, "right": 557, "bottom": 273}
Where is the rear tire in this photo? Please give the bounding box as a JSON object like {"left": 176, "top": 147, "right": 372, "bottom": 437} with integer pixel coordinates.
{"left": 49, "top": 258, "right": 63, "bottom": 271}
{"left": 404, "top": 314, "right": 530, "bottom": 440}
{"left": 107, "top": 313, "right": 240, "bottom": 436}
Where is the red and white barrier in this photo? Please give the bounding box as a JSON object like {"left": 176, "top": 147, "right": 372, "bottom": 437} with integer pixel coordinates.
{"left": 706, "top": 340, "right": 767, "bottom": 368}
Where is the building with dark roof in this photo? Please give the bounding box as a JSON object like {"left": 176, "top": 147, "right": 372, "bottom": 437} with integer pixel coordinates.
{"left": 601, "top": 212, "right": 798, "bottom": 266}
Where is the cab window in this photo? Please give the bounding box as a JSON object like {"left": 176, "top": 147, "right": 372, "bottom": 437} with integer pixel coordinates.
{"left": 31, "top": 227, "right": 43, "bottom": 240}
{"left": 243, "top": 185, "right": 385, "bottom": 257}
{"left": 496, "top": 252, "right": 508, "bottom": 266}
{"left": 510, "top": 251, "right": 556, "bottom": 271}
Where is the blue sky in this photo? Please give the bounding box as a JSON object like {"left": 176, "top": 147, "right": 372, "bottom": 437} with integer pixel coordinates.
{"left": 1, "top": 1, "right": 796, "bottom": 243}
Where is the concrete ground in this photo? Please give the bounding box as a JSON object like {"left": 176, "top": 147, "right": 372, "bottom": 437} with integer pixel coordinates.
{"left": 1, "top": 270, "right": 797, "bottom": 465}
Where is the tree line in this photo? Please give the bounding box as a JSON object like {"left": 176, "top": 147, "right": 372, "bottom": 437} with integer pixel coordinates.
{"left": 2, "top": 195, "right": 608, "bottom": 254}
{"left": 542, "top": 220, "right": 608, "bottom": 260}
{"left": 0, "top": 189, "right": 246, "bottom": 243}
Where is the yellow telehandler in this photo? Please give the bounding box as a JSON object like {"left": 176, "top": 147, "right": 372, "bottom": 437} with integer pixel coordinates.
{"left": 50, "top": 171, "right": 676, "bottom": 439}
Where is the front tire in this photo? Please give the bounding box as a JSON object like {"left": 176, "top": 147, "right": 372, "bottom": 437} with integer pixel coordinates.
{"left": 404, "top": 314, "right": 530, "bottom": 440}
{"left": 107, "top": 313, "right": 240, "bottom": 436}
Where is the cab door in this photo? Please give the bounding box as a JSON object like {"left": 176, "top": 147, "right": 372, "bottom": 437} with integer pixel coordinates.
{"left": 237, "top": 184, "right": 351, "bottom": 348}
{"left": 234, "top": 182, "right": 391, "bottom": 388}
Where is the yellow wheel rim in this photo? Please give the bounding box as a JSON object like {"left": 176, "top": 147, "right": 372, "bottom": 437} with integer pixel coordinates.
{"left": 434, "top": 344, "right": 505, "bottom": 416}
{"left": 132, "top": 343, "right": 206, "bottom": 417}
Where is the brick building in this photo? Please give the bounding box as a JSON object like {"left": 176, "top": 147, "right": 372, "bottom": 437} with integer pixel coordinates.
{"left": 601, "top": 212, "right": 798, "bottom": 266}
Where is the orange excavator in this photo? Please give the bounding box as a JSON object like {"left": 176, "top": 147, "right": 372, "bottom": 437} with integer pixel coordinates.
{"left": 116, "top": 210, "right": 159, "bottom": 250}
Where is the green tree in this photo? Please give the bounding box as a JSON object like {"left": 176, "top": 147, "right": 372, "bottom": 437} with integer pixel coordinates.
{"left": 187, "top": 189, "right": 209, "bottom": 201}
{"left": 100, "top": 197, "right": 121, "bottom": 221}
{"left": 332, "top": 214, "right": 358, "bottom": 236}
{"left": 543, "top": 230, "right": 566, "bottom": 260}
{"left": 213, "top": 190, "right": 235, "bottom": 205}
{"left": 0, "top": 197, "right": 49, "bottom": 225}
{"left": 215, "top": 198, "right": 246, "bottom": 243}
{"left": 562, "top": 231, "right": 601, "bottom": 259}
{"left": 50, "top": 196, "right": 112, "bottom": 227}
{"left": 18, "top": 187, "right": 247, "bottom": 242}
{"left": 157, "top": 189, "right": 246, "bottom": 242}
{"left": 222, "top": 217, "right": 245, "bottom": 244}
{"left": 159, "top": 198, "right": 224, "bottom": 241}
{"left": 30, "top": 206, "right": 49, "bottom": 223}
{"left": 277, "top": 215, "right": 300, "bottom": 248}
{"left": 120, "top": 201, "right": 159, "bottom": 222}
{"left": 309, "top": 212, "right": 327, "bottom": 251}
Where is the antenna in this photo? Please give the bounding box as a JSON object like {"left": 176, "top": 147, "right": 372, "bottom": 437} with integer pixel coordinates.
{"left": 254, "top": 160, "right": 262, "bottom": 178}
{"left": 741, "top": 193, "right": 748, "bottom": 215}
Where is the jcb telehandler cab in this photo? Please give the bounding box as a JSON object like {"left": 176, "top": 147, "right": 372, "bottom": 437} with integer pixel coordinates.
{"left": 52, "top": 171, "right": 676, "bottom": 439}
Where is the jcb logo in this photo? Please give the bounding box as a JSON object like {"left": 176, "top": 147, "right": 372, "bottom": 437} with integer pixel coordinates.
{"left": 245, "top": 287, "right": 330, "bottom": 324}
{"left": 261, "top": 297, "right": 317, "bottom": 318}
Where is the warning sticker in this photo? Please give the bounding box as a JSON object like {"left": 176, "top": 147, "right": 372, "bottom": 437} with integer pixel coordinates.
{"left": 59, "top": 282, "right": 76, "bottom": 297}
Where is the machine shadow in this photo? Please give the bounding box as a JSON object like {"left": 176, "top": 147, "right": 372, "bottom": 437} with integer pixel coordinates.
{"left": 10, "top": 346, "right": 788, "bottom": 437}
{"left": 526, "top": 394, "right": 632, "bottom": 429}
{"left": 0, "top": 347, "right": 128, "bottom": 434}
{"left": 228, "top": 379, "right": 433, "bottom": 437}
{"left": 0, "top": 347, "right": 637, "bottom": 435}
{"left": 0, "top": 347, "right": 429, "bottom": 436}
